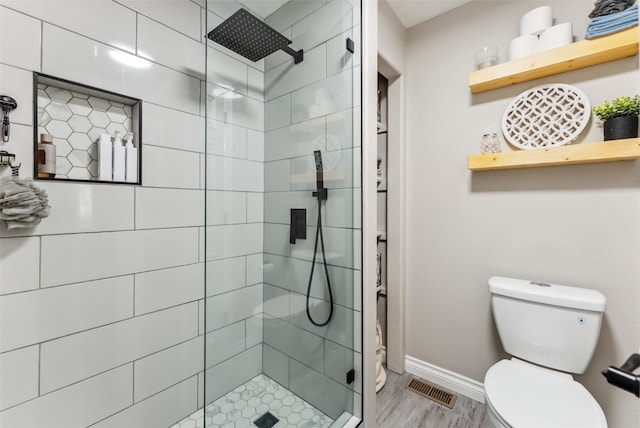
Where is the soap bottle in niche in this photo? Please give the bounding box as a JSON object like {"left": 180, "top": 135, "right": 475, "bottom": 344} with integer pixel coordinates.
{"left": 124, "top": 133, "right": 138, "bottom": 183}
{"left": 37, "top": 133, "right": 56, "bottom": 178}
{"left": 112, "top": 131, "right": 126, "bottom": 181}
{"left": 98, "top": 133, "right": 113, "bottom": 181}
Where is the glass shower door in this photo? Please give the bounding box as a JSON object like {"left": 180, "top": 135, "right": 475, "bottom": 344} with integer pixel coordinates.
{"left": 204, "top": 0, "right": 361, "bottom": 425}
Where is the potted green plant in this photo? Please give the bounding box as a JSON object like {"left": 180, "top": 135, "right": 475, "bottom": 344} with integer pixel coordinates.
{"left": 592, "top": 95, "right": 639, "bottom": 141}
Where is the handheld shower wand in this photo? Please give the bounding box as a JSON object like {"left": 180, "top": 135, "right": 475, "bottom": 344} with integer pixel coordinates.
{"left": 306, "top": 150, "right": 333, "bottom": 326}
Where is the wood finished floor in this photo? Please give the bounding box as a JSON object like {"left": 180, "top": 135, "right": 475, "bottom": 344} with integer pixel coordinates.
{"left": 376, "top": 368, "right": 486, "bottom": 428}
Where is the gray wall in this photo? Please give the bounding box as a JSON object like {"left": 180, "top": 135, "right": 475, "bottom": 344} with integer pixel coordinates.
{"left": 404, "top": 2, "right": 639, "bottom": 427}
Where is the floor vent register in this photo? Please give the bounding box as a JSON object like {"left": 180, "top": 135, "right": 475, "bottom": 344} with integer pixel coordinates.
{"left": 404, "top": 376, "right": 458, "bottom": 409}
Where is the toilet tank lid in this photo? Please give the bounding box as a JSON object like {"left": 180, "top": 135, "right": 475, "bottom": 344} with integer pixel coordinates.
{"left": 488, "top": 276, "right": 606, "bottom": 312}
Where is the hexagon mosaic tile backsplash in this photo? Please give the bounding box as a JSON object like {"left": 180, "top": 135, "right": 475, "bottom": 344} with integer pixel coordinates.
{"left": 37, "top": 83, "right": 134, "bottom": 180}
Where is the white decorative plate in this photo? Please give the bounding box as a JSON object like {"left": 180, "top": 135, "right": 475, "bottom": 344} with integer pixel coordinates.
{"left": 501, "top": 83, "right": 590, "bottom": 150}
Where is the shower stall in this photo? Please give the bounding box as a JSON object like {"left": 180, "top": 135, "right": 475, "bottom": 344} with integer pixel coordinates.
{"left": 196, "top": 0, "right": 363, "bottom": 426}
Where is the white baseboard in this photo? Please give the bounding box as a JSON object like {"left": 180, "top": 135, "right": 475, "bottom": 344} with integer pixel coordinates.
{"left": 405, "top": 355, "right": 485, "bottom": 403}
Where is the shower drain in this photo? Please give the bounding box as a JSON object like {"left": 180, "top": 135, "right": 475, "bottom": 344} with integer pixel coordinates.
{"left": 404, "top": 376, "right": 458, "bottom": 409}
{"left": 253, "top": 411, "right": 279, "bottom": 428}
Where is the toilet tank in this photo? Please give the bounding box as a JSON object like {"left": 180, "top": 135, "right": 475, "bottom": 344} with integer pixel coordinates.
{"left": 489, "top": 276, "right": 606, "bottom": 374}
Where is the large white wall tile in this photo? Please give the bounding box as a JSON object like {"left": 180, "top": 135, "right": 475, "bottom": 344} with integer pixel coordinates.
{"left": 246, "top": 314, "right": 262, "bottom": 348}
{"left": 327, "top": 27, "right": 360, "bottom": 77}
{"left": 206, "top": 155, "right": 263, "bottom": 192}
{"left": 205, "top": 284, "right": 262, "bottom": 331}
{"left": 117, "top": 0, "right": 202, "bottom": 41}
{"left": 0, "top": 276, "right": 133, "bottom": 353}
{"left": 290, "top": 69, "right": 353, "bottom": 123}
{"left": 264, "top": 223, "right": 354, "bottom": 269}
{"left": 246, "top": 130, "right": 264, "bottom": 162}
{"left": 265, "top": 117, "right": 325, "bottom": 161}
{"left": 42, "top": 25, "right": 201, "bottom": 115}
{"left": 41, "top": 228, "right": 199, "bottom": 287}
{"left": 136, "top": 188, "right": 204, "bottom": 229}
{"left": 290, "top": 293, "right": 354, "bottom": 349}
{"left": 0, "top": 237, "right": 39, "bottom": 295}
{"left": 263, "top": 344, "right": 289, "bottom": 388}
{"left": 265, "top": 95, "right": 291, "bottom": 132}
{"left": 206, "top": 191, "right": 247, "bottom": 225}
{"left": 206, "top": 256, "right": 246, "bottom": 296}
{"left": 248, "top": 66, "right": 264, "bottom": 101}
{"left": 246, "top": 192, "right": 263, "bottom": 223}
{"left": 3, "top": 0, "right": 136, "bottom": 53}
{"left": 265, "top": 45, "right": 325, "bottom": 101}
{"left": 264, "top": 284, "right": 289, "bottom": 320}
{"left": 135, "top": 263, "right": 204, "bottom": 315}
{"left": 291, "top": 0, "right": 352, "bottom": 51}
{"left": 289, "top": 359, "right": 351, "bottom": 419}
{"left": 263, "top": 316, "right": 323, "bottom": 372}
{"left": 264, "top": 0, "right": 326, "bottom": 32}
{"left": 0, "top": 65, "right": 33, "bottom": 126}
{"left": 206, "top": 84, "right": 264, "bottom": 131}
{"left": 324, "top": 188, "right": 354, "bottom": 229}
{"left": 246, "top": 253, "right": 263, "bottom": 286}
{"left": 134, "top": 336, "right": 203, "bottom": 401}
{"left": 206, "top": 119, "right": 248, "bottom": 159}
{"left": 263, "top": 253, "right": 354, "bottom": 309}
{"left": 143, "top": 145, "right": 201, "bottom": 189}
{"left": 264, "top": 159, "right": 290, "bottom": 192}
{"left": 0, "top": 346, "right": 39, "bottom": 411}
{"left": 92, "top": 376, "right": 197, "bottom": 428}
{"left": 142, "top": 103, "right": 204, "bottom": 153}
{"left": 137, "top": 15, "right": 205, "bottom": 79}
{"left": 206, "top": 223, "right": 262, "bottom": 261}
{"left": 0, "top": 7, "right": 40, "bottom": 70}
{"left": 0, "top": 365, "right": 132, "bottom": 428}
{"left": 205, "top": 321, "right": 245, "bottom": 368}
{"left": 207, "top": 47, "right": 248, "bottom": 96}
{"left": 33, "top": 182, "right": 135, "bottom": 235}
{"left": 204, "top": 345, "right": 261, "bottom": 403}
{"left": 40, "top": 303, "right": 198, "bottom": 394}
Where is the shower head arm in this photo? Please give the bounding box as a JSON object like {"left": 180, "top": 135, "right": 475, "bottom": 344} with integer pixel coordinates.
{"left": 281, "top": 46, "right": 304, "bottom": 64}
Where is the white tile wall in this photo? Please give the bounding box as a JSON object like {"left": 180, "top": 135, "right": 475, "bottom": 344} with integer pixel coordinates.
{"left": 40, "top": 228, "right": 199, "bottom": 287}
{"left": 290, "top": 69, "right": 353, "bottom": 123}
{"left": 118, "top": 0, "right": 203, "bottom": 41}
{"left": 246, "top": 253, "right": 263, "bottom": 285}
{"left": 204, "top": 345, "right": 262, "bottom": 404}
{"left": 92, "top": 376, "right": 198, "bottom": 428}
{"left": 265, "top": 45, "right": 326, "bottom": 101}
{"left": 205, "top": 223, "right": 263, "bottom": 261}
{"left": 206, "top": 155, "right": 264, "bottom": 192}
{"left": 0, "top": 237, "right": 39, "bottom": 295}
{"left": 205, "top": 321, "right": 245, "bottom": 368}
{"left": 42, "top": 25, "right": 201, "bottom": 116}
{"left": 143, "top": 145, "right": 202, "bottom": 189}
{"left": 0, "top": 276, "right": 133, "bottom": 353}
{"left": 246, "top": 192, "right": 264, "bottom": 223}
{"left": 205, "top": 284, "right": 263, "bottom": 332}
{"left": 263, "top": 316, "right": 324, "bottom": 372}
{"left": 291, "top": 0, "right": 353, "bottom": 52}
{"left": 0, "top": 365, "right": 133, "bottom": 428}
{"left": 246, "top": 314, "right": 263, "bottom": 348}
{"left": 206, "top": 84, "right": 265, "bottom": 131}
{"left": 40, "top": 302, "right": 198, "bottom": 394}
{"left": 0, "top": 6, "right": 41, "bottom": 70}
{"left": 246, "top": 130, "right": 264, "bottom": 162}
{"left": 142, "top": 102, "right": 204, "bottom": 153}
{"left": 265, "top": 117, "right": 325, "bottom": 161}
{"left": 206, "top": 119, "right": 248, "bottom": 159}
{"left": 206, "top": 256, "right": 246, "bottom": 296}
{"left": 264, "top": 159, "right": 291, "bottom": 191}
{"left": 263, "top": 344, "right": 289, "bottom": 387}
{"left": 137, "top": 15, "right": 205, "bottom": 79}
{"left": 134, "top": 336, "right": 203, "bottom": 401}
{"left": 136, "top": 188, "right": 204, "bottom": 229}
{"left": 207, "top": 47, "right": 249, "bottom": 97}
{"left": 3, "top": 0, "right": 137, "bottom": 53}
{"left": 265, "top": 95, "right": 291, "bottom": 132}
{"left": 135, "top": 263, "right": 204, "bottom": 315}
{"left": 0, "top": 346, "right": 39, "bottom": 411}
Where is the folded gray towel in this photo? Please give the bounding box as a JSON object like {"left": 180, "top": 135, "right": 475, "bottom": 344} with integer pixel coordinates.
{"left": 589, "top": 0, "right": 636, "bottom": 18}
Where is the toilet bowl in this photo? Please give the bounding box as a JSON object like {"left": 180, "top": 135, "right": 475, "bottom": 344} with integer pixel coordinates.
{"left": 483, "top": 276, "right": 608, "bottom": 428}
{"left": 482, "top": 359, "right": 607, "bottom": 428}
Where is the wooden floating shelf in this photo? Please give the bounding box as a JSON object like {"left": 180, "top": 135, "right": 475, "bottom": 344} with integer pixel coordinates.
{"left": 469, "top": 27, "right": 639, "bottom": 93}
{"left": 468, "top": 138, "right": 640, "bottom": 171}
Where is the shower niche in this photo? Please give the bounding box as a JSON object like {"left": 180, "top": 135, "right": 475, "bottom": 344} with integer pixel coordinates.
{"left": 33, "top": 73, "right": 142, "bottom": 184}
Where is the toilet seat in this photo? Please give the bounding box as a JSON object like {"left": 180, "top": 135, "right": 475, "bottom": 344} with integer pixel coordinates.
{"left": 484, "top": 358, "right": 607, "bottom": 428}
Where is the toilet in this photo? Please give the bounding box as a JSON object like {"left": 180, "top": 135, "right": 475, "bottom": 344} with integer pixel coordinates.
{"left": 482, "top": 276, "right": 608, "bottom": 428}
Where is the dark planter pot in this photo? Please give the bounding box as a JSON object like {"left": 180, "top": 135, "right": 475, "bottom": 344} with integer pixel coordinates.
{"left": 604, "top": 116, "right": 639, "bottom": 141}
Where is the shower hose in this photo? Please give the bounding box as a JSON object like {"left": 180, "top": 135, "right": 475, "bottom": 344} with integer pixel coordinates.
{"left": 306, "top": 197, "right": 334, "bottom": 327}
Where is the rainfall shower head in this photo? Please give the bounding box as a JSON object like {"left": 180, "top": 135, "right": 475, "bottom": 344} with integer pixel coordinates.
{"left": 206, "top": 8, "right": 303, "bottom": 64}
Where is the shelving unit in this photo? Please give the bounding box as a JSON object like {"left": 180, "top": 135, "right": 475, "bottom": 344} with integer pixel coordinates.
{"left": 468, "top": 27, "right": 639, "bottom": 94}
{"left": 468, "top": 138, "right": 640, "bottom": 171}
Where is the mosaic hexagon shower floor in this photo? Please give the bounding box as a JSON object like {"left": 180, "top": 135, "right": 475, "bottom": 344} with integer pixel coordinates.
{"left": 171, "top": 374, "right": 333, "bottom": 428}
